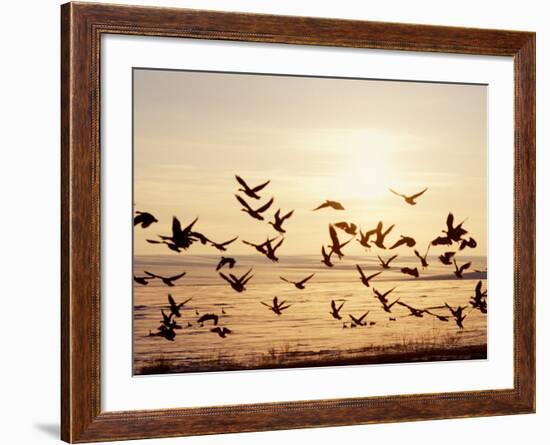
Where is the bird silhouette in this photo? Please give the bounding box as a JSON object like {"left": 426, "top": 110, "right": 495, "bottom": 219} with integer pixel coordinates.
{"left": 321, "top": 245, "right": 334, "bottom": 268}
{"left": 357, "top": 226, "right": 378, "bottom": 249}
{"left": 396, "top": 301, "right": 434, "bottom": 318}
{"left": 133, "top": 275, "right": 152, "bottom": 285}
{"left": 433, "top": 212, "right": 469, "bottom": 245}
{"left": 373, "top": 286, "right": 397, "bottom": 304}
{"left": 453, "top": 259, "right": 471, "bottom": 278}
{"left": 160, "top": 309, "right": 182, "bottom": 330}
{"left": 208, "top": 236, "right": 239, "bottom": 251}
{"left": 330, "top": 300, "right": 346, "bottom": 320}
{"left": 211, "top": 327, "right": 232, "bottom": 338}
{"left": 242, "top": 236, "right": 277, "bottom": 255}
{"left": 216, "top": 256, "right": 236, "bottom": 271}
{"left": 389, "top": 188, "right": 428, "bottom": 205}
{"left": 414, "top": 244, "right": 430, "bottom": 268}
{"left": 349, "top": 311, "right": 370, "bottom": 327}
{"left": 155, "top": 216, "right": 202, "bottom": 251}
{"left": 459, "top": 237, "right": 477, "bottom": 250}
{"left": 400, "top": 267, "right": 419, "bottom": 278}
{"left": 167, "top": 294, "right": 192, "bottom": 318}
{"left": 261, "top": 296, "right": 292, "bottom": 315}
{"left": 280, "top": 273, "right": 315, "bottom": 290}
{"left": 334, "top": 222, "right": 358, "bottom": 236}
{"left": 264, "top": 237, "right": 285, "bottom": 262}
{"left": 373, "top": 221, "right": 395, "bottom": 249}
{"left": 312, "top": 200, "right": 345, "bottom": 211}
{"left": 235, "top": 175, "right": 270, "bottom": 199}
{"left": 438, "top": 251, "right": 456, "bottom": 265}
{"left": 445, "top": 303, "right": 468, "bottom": 328}
{"left": 197, "top": 313, "right": 219, "bottom": 325}
{"left": 355, "top": 265, "right": 382, "bottom": 288}
{"left": 134, "top": 211, "right": 158, "bottom": 228}
{"left": 144, "top": 271, "right": 186, "bottom": 287}
{"left": 269, "top": 209, "right": 294, "bottom": 233}
{"left": 146, "top": 238, "right": 182, "bottom": 253}
{"left": 219, "top": 268, "right": 254, "bottom": 292}
{"left": 389, "top": 235, "right": 416, "bottom": 250}
{"left": 469, "top": 280, "right": 488, "bottom": 313}
{"left": 149, "top": 324, "right": 176, "bottom": 341}
{"left": 431, "top": 235, "right": 453, "bottom": 246}
{"left": 379, "top": 298, "right": 401, "bottom": 313}
{"left": 328, "top": 224, "right": 353, "bottom": 259}
{"left": 377, "top": 254, "right": 398, "bottom": 269}
{"left": 235, "top": 195, "right": 274, "bottom": 221}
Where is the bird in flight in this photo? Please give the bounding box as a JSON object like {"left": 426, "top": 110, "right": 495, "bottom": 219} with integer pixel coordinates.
{"left": 242, "top": 236, "right": 278, "bottom": 255}
{"left": 389, "top": 188, "right": 428, "bottom": 205}
{"left": 459, "top": 237, "right": 477, "bottom": 250}
{"left": 197, "top": 313, "right": 219, "bottom": 326}
{"left": 372, "top": 221, "right": 395, "bottom": 249}
{"left": 349, "top": 311, "right": 370, "bottom": 327}
{"left": 219, "top": 267, "right": 254, "bottom": 292}
{"left": 235, "top": 195, "right": 274, "bottom": 221}
{"left": 264, "top": 237, "right": 285, "bottom": 263}
{"left": 208, "top": 236, "right": 239, "bottom": 251}
{"left": 469, "top": 280, "right": 487, "bottom": 313}
{"left": 149, "top": 324, "right": 176, "bottom": 341}
{"left": 211, "top": 327, "right": 232, "bottom": 338}
{"left": 400, "top": 267, "right": 419, "bottom": 278}
{"left": 414, "top": 244, "right": 430, "bottom": 269}
{"left": 329, "top": 300, "right": 346, "bottom": 320}
{"left": 154, "top": 216, "right": 204, "bottom": 251}
{"left": 269, "top": 209, "right": 294, "bottom": 233}
{"left": 216, "top": 256, "right": 236, "bottom": 271}
{"left": 396, "top": 301, "right": 438, "bottom": 318}
{"left": 373, "top": 286, "right": 396, "bottom": 304}
{"left": 334, "top": 222, "right": 358, "bottom": 236}
{"left": 379, "top": 298, "right": 401, "bottom": 313}
{"left": 377, "top": 254, "right": 398, "bottom": 269}
{"left": 166, "top": 294, "right": 192, "bottom": 318}
{"left": 312, "top": 200, "right": 345, "bottom": 211}
{"left": 357, "top": 226, "right": 378, "bottom": 249}
{"left": 321, "top": 245, "right": 334, "bottom": 268}
{"left": 445, "top": 303, "right": 468, "bottom": 328}
{"left": 328, "top": 224, "right": 353, "bottom": 259}
{"left": 159, "top": 309, "right": 182, "bottom": 331}
{"left": 355, "top": 265, "right": 382, "bottom": 288}
{"left": 146, "top": 238, "right": 181, "bottom": 253}
{"left": 453, "top": 259, "right": 471, "bottom": 278}
{"left": 144, "top": 271, "right": 186, "bottom": 287}
{"left": 280, "top": 273, "right": 315, "bottom": 290}
{"left": 235, "top": 175, "right": 270, "bottom": 199}
{"left": 389, "top": 235, "right": 416, "bottom": 250}
{"left": 134, "top": 211, "right": 158, "bottom": 228}
{"left": 438, "top": 251, "right": 456, "bottom": 265}
{"left": 133, "top": 275, "right": 152, "bottom": 286}
{"left": 261, "top": 296, "right": 292, "bottom": 315}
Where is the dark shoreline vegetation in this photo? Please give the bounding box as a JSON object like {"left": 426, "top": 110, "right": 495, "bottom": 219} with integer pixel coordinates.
{"left": 135, "top": 341, "right": 487, "bottom": 376}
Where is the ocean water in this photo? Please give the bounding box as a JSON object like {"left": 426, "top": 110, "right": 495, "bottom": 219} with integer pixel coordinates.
{"left": 133, "top": 254, "right": 487, "bottom": 375}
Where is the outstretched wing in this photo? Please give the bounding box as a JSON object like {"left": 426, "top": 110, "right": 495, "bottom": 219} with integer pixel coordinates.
{"left": 218, "top": 272, "right": 234, "bottom": 284}
{"left": 279, "top": 276, "right": 291, "bottom": 283}
{"left": 312, "top": 201, "right": 330, "bottom": 211}
{"left": 144, "top": 270, "right": 160, "bottom": 278}
{"left": 410, "top": 188, "right": 428, "bottom": 199}
{"left": 168, "top": 271, "right": 186, "bottom": 281}
{"left": 167, "top": 294, "right": 176, "bottom": 306}
{"left": 255, "top": 197, "right": 274, "bottom": 213}
{"left": 251, "top": 179, "right": 270, "bottom": 193}
{"left": 235, "top": 194, "right": 254, "bottom": 211}
{"left": 299, "top": 273, "right": 315, "bottom": 285}
{"left": 220, "top": 236, "right": 238, "bottom": 247}
{"left": 459, "top": 262, "right": 472, "bottom": 273}
{"left": 387, "top": 255, "right": 398, "bottom": 264}
{"left": 329, "top": 225, "right": 340, "bottom": 248}
{"left": 235, "top": 175, "right": 250, "bottom": 190}
{"left": 389, "top": 188, "right": 406, "bottom": 198}
{"left": 355, "top": 264, "right": 366, "bottom": 279}
{"left": 367, "top": 271, "right": 382, "bottom": 281}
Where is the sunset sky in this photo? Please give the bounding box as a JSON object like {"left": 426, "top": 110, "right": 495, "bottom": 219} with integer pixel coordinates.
{"left": 133, "top": 69, "right": 487, "bottom": 256}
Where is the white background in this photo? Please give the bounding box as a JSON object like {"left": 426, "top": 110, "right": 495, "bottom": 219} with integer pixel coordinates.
{"left": 0, "top": 0, "right": 546, "bottom": 444}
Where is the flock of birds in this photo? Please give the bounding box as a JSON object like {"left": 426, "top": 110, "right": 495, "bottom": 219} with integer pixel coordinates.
{"left": 134, "top": 175, "right": 487, "bottom": 344}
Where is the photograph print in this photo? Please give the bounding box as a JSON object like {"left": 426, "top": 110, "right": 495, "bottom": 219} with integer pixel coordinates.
{"left": 133, "top": 69, "right": 488, "bottom": 376}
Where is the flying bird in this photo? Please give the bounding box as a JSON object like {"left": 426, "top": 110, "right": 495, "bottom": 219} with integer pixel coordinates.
{"left": 389, "top": 188, "right": 428, "bottom": 205}
{"left": 216, "top": 256, "right": 236, "bottom": 271}
{"left": 400, "top": 267, "right": 419, "bottom": 278}
{"left": 154, "top": 216, "right": 203, "bottom": 251}
{"left": 144, "top": 271, "right": 186, "bottom": 287}
{"left": 219, "top": 267, "right": 254, "bottom": 292}
{"left": 453, "top": 259, "right": 471, "bottom": 278}
{"left": 264, "top": 237, "right": 285, "bottom": 262}
{"left": 197, "top": 313, "right": 219, "bottom": 326}
{"left": 167, "top": 294, "right": 192, "bottom": 318}
{"left": 149, "top": 324, "right": 176, "bottom": 341}
{"left": 459, "top": 237, "right": 477, "bottom": 250}
{"left": 146, "top": 238, "right": 181, "bottom": 253}
{"left": 328, "top": 224, "right": 353, "bottom": 259}
{"left": 377, "top": 254, "right": 398, "bottom": 269}
{"left": 269, "top": 209, "right": 294, "bottom": 233}
{"left": 357, "top": 226, "right": 378, "bottom": 249}
{"left": 349, "top": 311, "right": 370, "bottom": 327}
{"left": 396, "top": 301, "right": 435, "bottom": 318}
{"left": 445, "top": 303, "right": 468, "bottom": 328}
{"left": 321, "top": 245, "right": 334, "bottom": 268}
{"left": 134, "top": 211, "right": 158, "bottom": 228}
{"left": 211, "top": 327, "right": 232, "bottom": 338}
{"left": 329, "top": 300, "right": 346, "bottom": 320}
{"left": 389, "top": 235, "right": 416, "bottom": 250}
{"left": 261, "top": 296, "right": 292, "bottom": 315}
{"left": 355, "top": 265, "right": 382, "bottom": 288}
{"left": 414, "top": 244, "right": 430, "bottom": 269}
{"left": 312, "top": 200, "right": 345, "bottom": 211}
{"left": 379, "top": 298, "right": 401, "bottom": 313}
{"left": 372, "top": 221, "right": 395, "bottom": 249}
{"left": 373, "top": 287, "right": 397, "bottom": 304}
{"left": 334, "top": 222, "right": 358, "bottom": 236}
{"left": 208, "top": 236, "right": 239, "bottom": 251}
{"left": 438, "top": 251, "right": 456, "bottom": 265}
{"left": 133, "top": 275, "right": 152, "bottom": 286}
{"left": 235, "top": 195, "right": 274, "bottom": 221}
{"left": 469, "top": 280, "right": 488, "bottom": 313}
{"left": 235, "top": 175, "right": 270, "bottom": 199}
{"left": 280, "top": 273, "right": 315, "bottom": 290}
{"left": 242, "top": 236, "right": 277, "bottom": 255}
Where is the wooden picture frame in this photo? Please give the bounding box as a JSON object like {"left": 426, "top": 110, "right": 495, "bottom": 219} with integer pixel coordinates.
{"left": 61, "top": 2, "right": 535, "bottom": 442}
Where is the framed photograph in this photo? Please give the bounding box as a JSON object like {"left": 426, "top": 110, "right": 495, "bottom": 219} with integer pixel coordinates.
{"left": 61, "top": 2, "right": 535, "bottom": 442}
